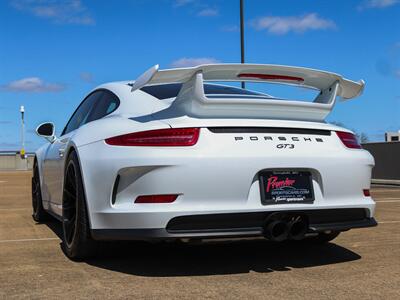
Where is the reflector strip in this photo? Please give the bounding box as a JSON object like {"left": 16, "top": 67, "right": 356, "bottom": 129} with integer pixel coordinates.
{"left": 135, "top": 194, "right": 178, "bottom": 203}
{"left": 363, "top": 189, "right": 371, "bottom": 197}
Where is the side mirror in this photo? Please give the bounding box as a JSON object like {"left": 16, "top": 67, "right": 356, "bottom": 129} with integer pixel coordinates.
{"left": 36, "top": 122, "right": 56, "bottom": 143}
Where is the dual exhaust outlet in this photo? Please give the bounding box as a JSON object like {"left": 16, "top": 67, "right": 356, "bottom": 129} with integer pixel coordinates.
{"left": 263, "top": 214, "right": 309, "bottom": 242}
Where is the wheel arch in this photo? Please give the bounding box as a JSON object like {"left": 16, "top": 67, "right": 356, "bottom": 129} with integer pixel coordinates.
{"left": 63, "top": 144, "right": 94, "bottom": 231}
{"left": 34, "top": 147, "right": 46, "bottom": 183}
{"left": 33, "top": 148, "right": 47, "bottom": 203}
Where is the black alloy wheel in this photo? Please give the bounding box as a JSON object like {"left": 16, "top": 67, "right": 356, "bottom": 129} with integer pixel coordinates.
{"left": 62, "top": 151, "right": 97, "bottom": 259}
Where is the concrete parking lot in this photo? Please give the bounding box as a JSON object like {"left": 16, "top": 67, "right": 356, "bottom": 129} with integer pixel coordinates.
{"left": 0, "top": 171, "right": 399, "bottom": 299}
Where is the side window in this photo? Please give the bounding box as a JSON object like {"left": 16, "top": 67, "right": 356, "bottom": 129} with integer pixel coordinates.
{"left": 62, "top": 91, "right": 102, "bottom": 135}
{"left": 85, "top": 90, "right": 120, "bottom": 123}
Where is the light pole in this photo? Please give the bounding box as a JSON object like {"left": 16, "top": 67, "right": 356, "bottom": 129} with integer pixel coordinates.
{"left": 20, "top": 105, "right": 25, "bottom": 158}
{"left": 240, "top": 0, "right": 245, "bottom": 89}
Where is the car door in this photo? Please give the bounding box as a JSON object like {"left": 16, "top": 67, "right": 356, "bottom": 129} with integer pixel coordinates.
{"left": 42, "top": 91, "right": 103, "bottom": 214}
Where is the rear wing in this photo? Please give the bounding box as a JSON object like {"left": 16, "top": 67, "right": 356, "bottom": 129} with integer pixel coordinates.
{"left": 130, "top": 64, "right": 365, "bottom": 121}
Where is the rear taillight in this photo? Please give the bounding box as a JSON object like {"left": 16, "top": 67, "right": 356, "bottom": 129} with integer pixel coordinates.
{"left": 105, "top": 128, "right": 200, "bottom": 146}
{"left": 363, "top": 189, "right": 371, "bottom": 197}
{"left": 135, "top": 194, "right": 178, "bottom": 203}
{"left": 335, "top": 131, "right": 362, "bottom": 149}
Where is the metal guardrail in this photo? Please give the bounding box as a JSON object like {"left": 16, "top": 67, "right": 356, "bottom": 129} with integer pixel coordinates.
{"left": 0, "top": 152, "right": 35, "bottom": 170}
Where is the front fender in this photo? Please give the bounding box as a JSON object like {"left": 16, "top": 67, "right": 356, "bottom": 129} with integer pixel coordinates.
{"left": 34, "top": 143, "right": 50, "bottom": 202}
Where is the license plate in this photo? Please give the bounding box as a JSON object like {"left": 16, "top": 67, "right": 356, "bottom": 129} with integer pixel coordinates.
{"left": 259, "top": 171, "right": 314, "bottom": 205}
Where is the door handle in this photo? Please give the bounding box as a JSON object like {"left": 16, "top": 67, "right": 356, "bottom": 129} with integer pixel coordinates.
{"left": 58, "top": 148, "right": 65, "bottom": 157}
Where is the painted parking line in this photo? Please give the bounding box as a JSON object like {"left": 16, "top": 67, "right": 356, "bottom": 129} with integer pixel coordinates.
{"left": 0, "top": 221, "right": 398, "bottom": 243}
{"left": 378, "top": 221, "right": 400, "bottom": 224}
{"left": 0, "top": 208, "right": 30, "bottom": 211}
{"left": 375, "top": 200, "right": 400, "bottom": 203}
{"left": 0, "top": 181, "right": 8, "bottom": 183}
{"left": 0, "top": 237, "right": 60, "bottom": 243}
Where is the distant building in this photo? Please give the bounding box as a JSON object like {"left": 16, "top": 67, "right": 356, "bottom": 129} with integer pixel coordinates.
{"left": 385, "top": 131, "right": 400, "bottom": 142}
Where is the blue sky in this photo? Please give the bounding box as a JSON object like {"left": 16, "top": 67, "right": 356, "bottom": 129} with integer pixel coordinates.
{"left": 0, "top": 0, "right": 399, "bottom": 151}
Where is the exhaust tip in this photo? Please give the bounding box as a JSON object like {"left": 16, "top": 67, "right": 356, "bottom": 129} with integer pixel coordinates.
{"left": 288, "top": 216, "right": 308, "bottom": 240}
{"left": 263, "top": 220, "right": 289, "bottom": 242}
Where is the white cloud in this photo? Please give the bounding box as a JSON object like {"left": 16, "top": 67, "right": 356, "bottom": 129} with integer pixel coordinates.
{"left": 174, "top": 0, "right": 195, "bottom": 7}
{"left": 0, "top": 77, "right": 65, "bottom": 93}
{"left": 221, "top": 25, "right": 239, "bottom": 32}
{"left": 171, "top": 57, "right": 220, "bottom": 68}
{"left": 10, "top": 0, "right": 95, "bottom": 25}
{"left": 173, "top": 1, "right": 219, "bottom": 18}
{"left": 250, "top": 13, "right": 336, "bottom": 35}
{"left": 80, "top": 72, "right": 93, "bottom": 83}
{"left": 358, "top": 0, "right": 398, "bottom": 9}
{"left": 197, "top": 8, "right": 218, "bottom": 17}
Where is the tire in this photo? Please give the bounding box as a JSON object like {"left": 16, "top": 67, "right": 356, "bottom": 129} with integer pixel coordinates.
{"left": 61, "top": 151, "right": 97, "bottom": 260}
{"left": 32, "top": 161, "right": 49, "bottom": 222}
{"left": 303, "top": 231, "right": 340, "bottom": 244}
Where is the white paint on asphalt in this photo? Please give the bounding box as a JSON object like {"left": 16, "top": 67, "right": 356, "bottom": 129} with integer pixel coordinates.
{"left": 0, "top": 208, "right": 30, "bottom": 211}
{"left": 0, "top": 221, "right": 399, "bottom": 243}
{"left": 378, "top": 221, "right": 400, "bottom": 224}
{"left": 375, "top": 200, "right": 400, "bottom": 203}
{"left": 0, "top": 237, "right": 60, "bottom": 243}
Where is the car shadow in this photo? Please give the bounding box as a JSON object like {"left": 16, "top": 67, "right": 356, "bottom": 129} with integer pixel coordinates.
{"left": 43, "top": 219, "right": 63, "bottom": 239}
{"left": 87, "top": 239, "right": 361, "bottom": 277}
{"left": 44, "top": 221, "right": 361, "bottom": 277}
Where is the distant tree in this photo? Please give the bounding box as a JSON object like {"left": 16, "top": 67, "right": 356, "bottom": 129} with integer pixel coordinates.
{"left": 359, "top": 133, "right": 369, "bottom": 143}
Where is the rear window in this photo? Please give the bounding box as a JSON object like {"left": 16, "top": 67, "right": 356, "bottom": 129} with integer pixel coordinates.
{"left": 140, "top": 83, "right": 270, "bottom": 100}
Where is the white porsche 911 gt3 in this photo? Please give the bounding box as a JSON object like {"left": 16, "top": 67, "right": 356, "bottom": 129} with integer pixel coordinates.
{"left": 32, "top": 64, "right": 377, "bottom": 259}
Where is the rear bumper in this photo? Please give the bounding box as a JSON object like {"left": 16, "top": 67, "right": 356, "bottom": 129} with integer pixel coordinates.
{"left": 78, "top": 129, "right": 375, "bottom": 232}
{"left": 91, "top": 208, "right": 377, "bottom": 241}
